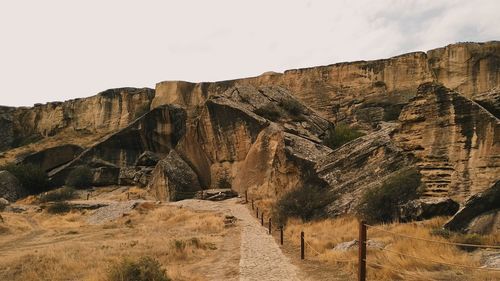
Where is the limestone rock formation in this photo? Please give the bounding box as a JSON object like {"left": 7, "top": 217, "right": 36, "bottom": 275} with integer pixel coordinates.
{"left": 0, "top": 87, "right": 154, "bottom": 152}
{"left": 49, "top": 105, "right": 186, "bottom": 186}
{"left": 473, "top": 88, "right": 500, "bottom": 118}
{"left": 444, "top": 181, "right": 500, "bottom": 234}
{"left": 316, "top": 123, "right": 415, "bottom": 216}
{"left": 148, "top": 150, "right": 202, "bottom": 201}
{"left": 395, "top": 83, "right": 500, "bottom": 201}
{"left": 18, "top": 144, "right": 83, "bottom": 172}
{"left": 0, "top": 170, "right": 25, "bottom": 202}
{"left": 398, "top": 198, "right": 460, "bottom": 222}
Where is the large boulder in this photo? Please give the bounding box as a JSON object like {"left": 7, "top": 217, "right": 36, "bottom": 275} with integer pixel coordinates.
{"left": 316, "top": 122, "right": 415, "bottom": 216}
{"left": 0, "top": 170, "right": 26, "bottom": 202}
{"left": 398, "top": 198, "right": 459, "bottom": 222}
{"left": 148, "top": 150, "right": 202, "bottom": 201}
{"left": 19, "top": 144, "right": 83, "bottom": 172}
{"left": 444, "top": 181, "right": 500, "bottom": 234}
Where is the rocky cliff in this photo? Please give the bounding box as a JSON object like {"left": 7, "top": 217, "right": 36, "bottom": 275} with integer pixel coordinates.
{"left": 154, "top": 41, "right": 500, "bottom": 127}
{"left": 0, "top": 87, "right": 154, "bottom": 152}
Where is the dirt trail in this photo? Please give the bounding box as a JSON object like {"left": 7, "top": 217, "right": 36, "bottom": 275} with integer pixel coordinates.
{"left": 174, "top": 199, "right": 301, "bottom": 281}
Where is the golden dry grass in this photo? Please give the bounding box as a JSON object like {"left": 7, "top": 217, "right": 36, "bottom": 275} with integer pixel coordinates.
{"left": 0, "top": 203, "right": 226, "bottom": 281}
{"left": 284, "top": 216, "right": 500, "bottom": 281}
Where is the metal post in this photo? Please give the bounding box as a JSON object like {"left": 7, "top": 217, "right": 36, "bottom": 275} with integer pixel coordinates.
{"left": 358, "top": 220, "right": 367, "bottom": 281}
{"left": 301, "top": 231, "right": 305, "bottom": 260}
{"left": 280, "top": 225, "right": 284, "bottom": 245}
{"left": 261, "top": 213, "right": 264, "bottom": 226}
{"left": 268, "top": 218, "right": 272, "bottom": 234}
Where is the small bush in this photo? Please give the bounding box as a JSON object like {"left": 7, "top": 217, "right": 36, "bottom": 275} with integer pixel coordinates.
{"left": 66, "top": 166, "right": 93, "bottom": 188}
{"left": 39, "top": 187, "right": 76, "bottom": 203}
{"left": 383, "top": 104, "right": 404, "bottom": 121}
{"left": 1, "top": 163, "right": 49, "bottom": 195}
{"left": 47, "top": 202, "right": 71, "bottom": 214}
{"left": 357, "top": 168, "right": 422, "bottom": 224}
{"left": 322, "top": 123, "right": 365, "bottom": 150}
{"left": 107, "top": 257, "right": 170, "bottom": 281}
{"left": 430, "top": 228, "right": 453, "bottom": 239}
{"left": 254, "top": 104, "right": 282, "bottom": 121}
{"left": 275, "top": 184, "right": 336, "bottom": 225}
{"left": 279, "top": 99, "right": 303, "bottom": 116}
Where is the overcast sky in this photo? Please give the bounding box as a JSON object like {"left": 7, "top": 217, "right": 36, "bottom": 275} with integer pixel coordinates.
{"left": 1, "top": 0, "right": 499, "bottom": 106}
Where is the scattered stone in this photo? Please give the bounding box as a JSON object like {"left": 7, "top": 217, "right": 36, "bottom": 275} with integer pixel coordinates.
{"left": 333, "top": 239, "right": 385, "bottom": 251}
{"left": 196, "top": 189, "right": 238, "bottom": 201}
{"left": 135, "top": 151, "right": 161, "bottom": 166}
{"left": 399, "top": 198, "right": 459, "bottom": 222}
{"left": 0, "top": 197, "right": 9, "bottom": 211}
{"left": 481, "top": 251, "right": 500, "bottom": 269}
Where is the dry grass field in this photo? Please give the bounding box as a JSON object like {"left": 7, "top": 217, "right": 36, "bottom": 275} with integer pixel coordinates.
{"left": 0, "top": 198, "right": 231, "bottom": 281}
{"left": 283, "top": 216, "right": 500, "bottom": 281}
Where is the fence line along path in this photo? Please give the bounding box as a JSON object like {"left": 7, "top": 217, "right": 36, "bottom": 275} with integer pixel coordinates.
{"left": 233, "top": 202, "right": 301, "bottom": 281}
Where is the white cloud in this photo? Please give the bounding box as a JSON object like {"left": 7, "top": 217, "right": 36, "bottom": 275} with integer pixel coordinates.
{"left": 0, "top": 0, "right": 498, "bottom": 106}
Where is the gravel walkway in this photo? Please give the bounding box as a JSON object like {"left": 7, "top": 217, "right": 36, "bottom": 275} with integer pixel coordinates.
{"left": 232, "top": 202, "right": 301, "bottom": 281}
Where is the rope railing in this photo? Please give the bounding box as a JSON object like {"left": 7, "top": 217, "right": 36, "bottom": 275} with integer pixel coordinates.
{"left": 368, "top": 242, "right": 500, "bottom": 272}
{"left": 245, "top": 194, "right": 499, "bottom": 281}
{"left": 365, "top": 224, "right": 500, "bottom": 249}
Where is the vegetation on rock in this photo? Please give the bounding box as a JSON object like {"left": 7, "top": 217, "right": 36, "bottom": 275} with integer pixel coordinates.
{"left": 322, "top": 123, "right": 365, "bottom": 150}
{"left": 39, "top": 187, "right": 76, "bottom": 203}
{"left": 47, "top": 201, "right": 71, "bottom": 214}
{"left": 357, "top": 168, "right": 422, "bottom": 223}
{"left": 274, "top": 184, "right": 336, "bottom": 225}
{"left": 254, "top": 103, "right": 282, "bottom": 121}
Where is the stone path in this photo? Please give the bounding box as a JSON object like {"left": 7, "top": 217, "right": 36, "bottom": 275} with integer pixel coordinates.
{"left": 172, "top": 199, "right": 301, "bottom": 281}
{"left": 233, "top": 202, "right": 301, "bottom": 281}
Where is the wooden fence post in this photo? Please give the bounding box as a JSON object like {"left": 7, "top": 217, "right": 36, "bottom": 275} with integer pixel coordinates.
{"left": 87, "top": 193, "right": 90, "bottom": 200}
{"left": 301, "top": 231, "right": 305, "bottom": 260}
{"left": 245, "top": 190, "right": 248, "bottom": 203}
{"left": 268, "top": 218, "right": 272, "bottom": 234}
{"left": 252, "top": 199, "right": 254, "bottom": 210}
{"left": 261, "top": 213, "right": 264, "bottom": 226}
{"left": 127, "top": 192, "right": 130, "bottom": 200}
{"left": 280, "top": 225, "right": 284, "bottom": 245}
{"left": 358, "top": 220, "right": 367, "bottom": 281}
{"left": 256, "top": 207, "right": 259, "bottom": 218}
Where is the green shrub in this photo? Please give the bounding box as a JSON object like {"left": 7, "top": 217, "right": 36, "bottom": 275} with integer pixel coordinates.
{"left": 1, "top": 163, "right": 49, "bottom": 195}
{"left": 39, "top": 187, "right": 76, "bottom": 203}
{"left": 383, "top": 104, "right": 404, "bottom": 121}
{"left": 66, "top": 166, "right": 93, "bottom": 188}
{"left": 254, "top": 104, "right": 282, "bottom": 121}
{"left": 430, "top": 228, "right": 453, "bottom": 239}
{"left": 47, "top": 202, "right": 71, "bottom": 214}
{"left": 357, "top": 168, "right": 422, "bottom": 224}
{"left": 453, "top": 234, "right": 484, "bottom": 252}
{"left": 279, "top": 99, "right": 303, "bottom": 116}
{"left": 322, "top": 123, "right": 365, "bottom": 150}
{"left": 107, "top": 257, "right": 170, "bottom": 281}
{"left": 274, "top": 184, "right": 336, "bottom": 225}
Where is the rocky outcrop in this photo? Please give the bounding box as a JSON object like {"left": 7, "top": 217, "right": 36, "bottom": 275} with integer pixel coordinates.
{"left": 149, "top": 150, "right": 202, "bottom": 201}
{"left": 473, "top": 88, "right": 500, "bottom": 118}
{"left": 395, "top": 83, "right": 500, "bottom": 201}
{"left": 0, "top": 87, "right": 155, "bottom": 152}
{"left": 316, "top": 123, "right": 415, "bottom": 216}
{"left": 0, "top": 171, "right": 25, "bottom": 202}
{"left": 444, "top": 181, "right": 500, "bottom": 234}
{"left": 48, "top": 105, "right": 186, "bottom": 186}
{"left": 398, "top": 198, "right": 459, "bottom": 222}
{"left": 154, "top": 42, "right": 500, "bottom": 128}
{"left": 169, "top": 86, "right": 333, "bottom": 202}
{"left": 18, "top": 144, "right": 83, "bottom": 172}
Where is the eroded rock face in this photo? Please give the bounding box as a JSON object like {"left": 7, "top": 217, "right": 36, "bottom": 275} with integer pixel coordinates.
{"left": 316, "top": 123, "right": 415, "bottom": 216}
{"left": 0, "top": 88, "right": 154, "bottom": 152}
{"left": 0, "top": 171, "right": 25, "bottom": 202}
{"left": 49, "top": 105, "right": 186, "bottom": 186}
{"left": 18, "top": 144, "right": 83, "bottom": 172}
{"left": 148, "top": 150, "right": 201, "bottom": 201}
{"left": 154, "top": 42, "right": 500, "bottom": 128}
{"left": 473, "top": 88, "right": 500, "bottom": 118}
{"left": 444, "top": 181, "right": 500, "bottom": 234}
{"left": 398, "top": 198, "right": 459, "bottom": 222}
{"left": 395, "top": 83, "right": 500, "bottom": 201}
{"left": 152, "top": 85, "right": 334, "bottom": 202}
